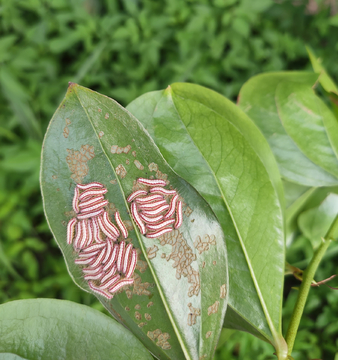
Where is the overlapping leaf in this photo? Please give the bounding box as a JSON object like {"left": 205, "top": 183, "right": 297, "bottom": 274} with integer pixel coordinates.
{"left": 238, "top": 72, "right": 338, "bottom": 187}
{"left": 307, "top": 47, "right": 338, "bottom": 95}
{"left": 298, "top": 193, "right": 338, "bottom": 248}
{"left": 40, "top": 84, "right": 228, "bottom": 360}
{"left": 0, "top": 299, "right": 152, "bottom": 360}
{"left": 126, "top": 83, "right": 285, "bottom": 350}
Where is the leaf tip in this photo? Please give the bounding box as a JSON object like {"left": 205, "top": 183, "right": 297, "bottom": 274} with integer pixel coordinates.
{"left": 164, "top": 84, "right": 172, "bottom": 96}
{"left": 68, "top": 82, "right": 78, "bottom": 90}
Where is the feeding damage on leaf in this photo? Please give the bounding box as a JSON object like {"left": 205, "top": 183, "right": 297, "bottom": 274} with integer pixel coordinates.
{"left": 41, "top": 83, "right": 228, "bottom": 360}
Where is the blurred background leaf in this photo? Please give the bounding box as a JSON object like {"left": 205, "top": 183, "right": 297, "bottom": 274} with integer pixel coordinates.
{"left": 1, "top": 0, "right": 338, "bottom": 359}
{"left": 298, "top": 193, "right": 338, "bottom": 248}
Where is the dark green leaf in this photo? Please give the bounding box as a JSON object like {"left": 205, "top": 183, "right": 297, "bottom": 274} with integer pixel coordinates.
{"left": 298, "top": 193, "right": 338, "bottom": 248}
{"left": 238, "top": 72, "right": 338, "bottom": 186}
{"left": 40, "top": 84, "right": 228, "bottom": 360}
{"left": 0, "top": 299, "right": 152, "bottom": 360}
{"left": 126, "top": 83, "right": 285, "bottom": 350}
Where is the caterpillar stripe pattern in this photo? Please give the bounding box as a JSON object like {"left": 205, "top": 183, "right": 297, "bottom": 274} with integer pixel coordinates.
{"left": 67, "top": 182, "right": 136, "bottom": 299}
{"left": 129, "top": 178, "right": 183, "bottom": 238}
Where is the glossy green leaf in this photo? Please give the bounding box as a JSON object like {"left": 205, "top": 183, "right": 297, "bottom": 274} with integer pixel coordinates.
{"left": 0, "top": 299, "right": 152, "bottom": 360}
{"left": 40, "top": 84, "right": 228, "bottom": 360}
{"left": 298, "top": 193, "right": 338, "bottom": 248}
{"left": 126, "top": 83, "right": 285, "bottom": 350}
{"left": 307, "top": 46, "right": 338, "bottom": 95}
{"left": 238, "top": 72, "right": 338, "bottom": 187}
{"left": 276, "top": 82, "right": 338, "bottom": 179}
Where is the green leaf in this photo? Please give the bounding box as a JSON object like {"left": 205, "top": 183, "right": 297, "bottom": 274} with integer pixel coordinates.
{"left": 40, "top": 83, "right": 228, "bottom": 360}
{"left": 238, "top": 72, "right": 338, "bottom": 187}
{"left": 298, "top": 193, "right": 338, "bottom": 248}
{"left": 306, "top": 46, "right": 338, "bottom": 95}
{"left": 0, "top": 355, "right": 26, "bottom": 360}
{"left": 126, "top": 83, "right": 285, "bottom": 350}
{"left": 0, "top": 299, "right": 152, "bottom": 360}
{"left": 283, "top": 181, "right": 316, "bottom": 246}
{"left": 276, "top": 82, "right": 338, "bottom": 179}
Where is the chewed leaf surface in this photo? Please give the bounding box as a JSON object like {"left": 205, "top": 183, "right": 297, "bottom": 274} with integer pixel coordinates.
{"left": 40, "top": 83, "right": 228, "bottom": 360}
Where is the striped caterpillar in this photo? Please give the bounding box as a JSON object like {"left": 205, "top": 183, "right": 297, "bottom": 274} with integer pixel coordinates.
{"left": 67, "top": 178, "right": 183, "bottom": 298}
{"left": 128, "top": 178, "right": 183, "bottom": 238}
{"left": 67, "top": 182, "right": 136, "bottom": 299}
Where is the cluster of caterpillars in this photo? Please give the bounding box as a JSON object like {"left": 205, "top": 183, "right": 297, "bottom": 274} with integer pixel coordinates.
{"left": 67, "top": 182, "right": 137, "bottom": 299}
{"left": 67, "top": 178, "right": 183, "bottom": 299}
{"left": 127, "top": 178, "right": 183, "bottom": 238}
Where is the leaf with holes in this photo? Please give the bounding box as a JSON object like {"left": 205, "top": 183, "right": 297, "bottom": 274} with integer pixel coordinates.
{"left": 0, "top": 299, "right": 152, "bottom": 360}
{"left": 40, "top": 83, "right": 228, "bottom": 360}
{"left": 126, "top": 83, "right": 286, "bottom": 354}
{"left": 238, "top": 72, "right": 338, "bottom": 187}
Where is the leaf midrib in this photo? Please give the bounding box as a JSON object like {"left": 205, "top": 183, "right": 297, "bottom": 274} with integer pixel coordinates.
{"left": 73, "top": 85, "right": 193, "bottom": 360}
{"left": 168, "top": 89, "right": 280, "bottom": 343}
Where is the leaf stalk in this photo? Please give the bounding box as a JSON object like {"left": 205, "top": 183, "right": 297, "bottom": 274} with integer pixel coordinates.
{"left": 285, "top": 214, "right": 338, "bottom": 356}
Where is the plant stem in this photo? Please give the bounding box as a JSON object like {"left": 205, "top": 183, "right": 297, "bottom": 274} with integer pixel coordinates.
{"left": 285, "top": 214, "right": 338, "bottom": 356}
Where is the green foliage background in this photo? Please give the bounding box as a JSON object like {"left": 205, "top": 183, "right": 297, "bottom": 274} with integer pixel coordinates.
{"left": 0, "top": 0, "right": 338, "bottom": 358}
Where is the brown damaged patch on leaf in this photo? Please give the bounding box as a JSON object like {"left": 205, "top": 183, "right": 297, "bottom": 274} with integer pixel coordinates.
{"left": 134, "top": 159, "right": 144, "bottom": 170}
{"left": 64, "top": 210, "right": 76, "bottom": 218}
{"left": 207, "top": 301, "right": 220, "bottom": 316}
{"left": 148, "top": 162, "right": 158, "bottom": 172}
{"left": 111, "top": 144, "right": 131, "bottom": 154}
{"left": 144, "top": 313, "right": 151, "bottom": 321}
{"left": 115, "top": 164, "right": 127, "bottom": 179}
{"left": 147, "top": 329, "right": 171, "bottom": 350}
{"left": 220, "top": 284, "right": 227, "bottom": 299}
{"left": 187, "top": 303, "right": 201, "bottom": 326}
{"left": 135, "top": 311, "right": 142, "bottom": 320}
{"left": 147, "top": 245, "right": 159, "bottom": 259}
{"left": 194, "top": 234, "right": 216, "bottom": 254}
{"left": 124, "top": 220, "right": 133, "bottom": 231}
{"left": 155, "top": 169, "right": 168, "bottom": 181}
{"left": 63, "top": 118, "right": 71, "bottom": 138}
{"left": 159, "top": 230, "right": 200, "bottom": 297}
{"left": 136, "top": 248, "right": 148, "bottom": 273}
{"left": 125, "top": 273, "right": 152, "bottom": 297}
{"left": 66, "top": 144, "right": 95, "bottom": 183}
{"left": 205, "top": 331, "right": 212, "bottom": 339}
{"left": 132, "top": 180, "right": 148, "bottom": 192}
{"left": 184, "top": 206, "right": 193, "bottom": 217}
